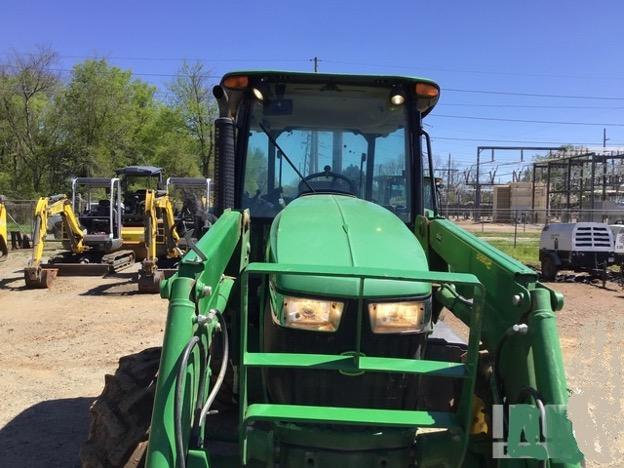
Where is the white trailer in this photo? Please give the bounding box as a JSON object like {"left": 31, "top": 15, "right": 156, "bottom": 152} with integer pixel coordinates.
{"left": 539, "top": 222, "right": 614, "bottom": 280}
{"left": 610, "top": 224, "right": 624, "bottom": 261}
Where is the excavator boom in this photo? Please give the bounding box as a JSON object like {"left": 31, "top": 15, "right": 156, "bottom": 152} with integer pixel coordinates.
{"left": 138, "top": 189, "right": 182, "bottom": 293}
{"left": 0, "top": 196, "right": 8, "bottom": 262}
{"left": 24, "top": 194, "right": 86, "bottom": 288}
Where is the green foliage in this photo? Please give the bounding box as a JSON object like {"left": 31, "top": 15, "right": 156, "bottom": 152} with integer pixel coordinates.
{"left": 244, "top": 147, "right": 268, "bottom": 195}
{"left": 0, "top": 48, "right": 62, "bottom": 196}
{"left": 168, "top": 61, "right": 217, "bottom": 176}
{"left": 0, "top": 51, "right": 214, "bottom": 198}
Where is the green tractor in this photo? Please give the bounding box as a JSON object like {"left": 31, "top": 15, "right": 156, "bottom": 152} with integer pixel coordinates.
{"left": 82, "top": 71, "right": 582, "bottom": 467}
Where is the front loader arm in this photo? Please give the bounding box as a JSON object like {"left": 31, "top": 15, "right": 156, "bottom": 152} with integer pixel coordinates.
{"left": 146, "top": 209, "right": 249, "bottom": 468}
{"left": 417, "top": 215, "right": 582, "bottom": 467}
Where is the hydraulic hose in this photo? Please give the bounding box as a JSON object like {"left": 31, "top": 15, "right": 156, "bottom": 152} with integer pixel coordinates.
{"left": 198, "top": 312, "right": 229, "bottom": 427}
{"left": 174, "top": 335, "right": 201, "bottom": 468}
{"left": 174, "top": 313, "right": 229, "bottom": 467}
{"left": 515, "top": 387, "right": 547, "bottom": 468}
{"left": 493, "top": 323, "right": 529, "bottom": 400}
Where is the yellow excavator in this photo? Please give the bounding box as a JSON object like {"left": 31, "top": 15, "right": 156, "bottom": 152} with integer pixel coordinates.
{"left": 24, "top": 194, "right": 86, "bottom": 287}
{"left": 137, "top": 189, "right": 183, "bottom": 293}
{"left": 0, "top": 195, "right": 9, "bottom": 262}
{"left": 24, "top": 178, "right": 135, "bottom": 288}
{"left": 137, "top": 177, "right": 213, "bottom": 293}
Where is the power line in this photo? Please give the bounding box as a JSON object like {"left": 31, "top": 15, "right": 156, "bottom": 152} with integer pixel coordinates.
{"left": 6, "top": 54, "right": 624, "bottom": 101}
{"left": 0, "top": 63, "right": 221, "bottom": 79}
{"left": 320, "top": 59, "right": 624, "bottom": 81}
{"left": 438, "top": 102, "right": 624, "bottom": 110}
{"left": 431, "top": 136, "right": 624, "bottom": 146}
{"left": 431, "top": 113, "right": 624, "bottom": 127}
{"left": 5, "top": 51, "right": 624, "bottom": 82}
{"left": 0, "top": 51, "right": 307, "bottom": 64}
{"left": 445, "top": 87, "right": 624, "bottom": 101}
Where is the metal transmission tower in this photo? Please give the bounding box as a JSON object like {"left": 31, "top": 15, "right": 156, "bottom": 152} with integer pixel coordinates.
{"left": 472, "top": 146, "right": 562, "bottom": 219}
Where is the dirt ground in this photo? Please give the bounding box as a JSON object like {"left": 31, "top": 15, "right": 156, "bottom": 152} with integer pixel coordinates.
{"left": 0, "top": 252, "right": 166, "bottom": 467}
{"left": 1, "top": 250, "right": 623, "bottom": 466}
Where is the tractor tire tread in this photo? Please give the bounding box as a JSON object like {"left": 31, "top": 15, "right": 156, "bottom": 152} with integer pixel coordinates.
{"left": 80, "top": 347, "right": 161, "bottom": 468}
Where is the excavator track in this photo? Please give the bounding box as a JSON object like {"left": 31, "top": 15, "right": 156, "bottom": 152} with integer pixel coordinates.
{"left": 42, "top": 250, "right": 136, "bottom": 277}
{"left": 101, "top": 249, "right": 136, "bottom": 272}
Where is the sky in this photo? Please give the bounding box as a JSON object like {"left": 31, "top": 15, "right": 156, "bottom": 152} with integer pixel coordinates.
{"left": 2, "top": 0, "right": 624, "bottom": 183}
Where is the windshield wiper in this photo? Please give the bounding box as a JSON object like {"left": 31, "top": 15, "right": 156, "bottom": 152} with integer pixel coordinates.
{"left": 258, "top": 122, "right": 316, "bottom": 193}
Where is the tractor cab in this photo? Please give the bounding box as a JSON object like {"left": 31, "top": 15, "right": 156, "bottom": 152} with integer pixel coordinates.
{"left": 214, "top": 72, "right": 439, "bottom": 224}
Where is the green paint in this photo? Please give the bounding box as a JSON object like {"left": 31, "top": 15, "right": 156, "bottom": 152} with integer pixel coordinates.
{"left": 142, "top": 70, "right": 581, "bottom": 468}
{"left": 270, "top": 195, "right": 431, "bottom": 298}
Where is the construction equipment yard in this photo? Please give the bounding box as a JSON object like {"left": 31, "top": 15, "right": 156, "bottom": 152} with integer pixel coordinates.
{"left": 0, "top": 246, "right": 622, "bottom": 467}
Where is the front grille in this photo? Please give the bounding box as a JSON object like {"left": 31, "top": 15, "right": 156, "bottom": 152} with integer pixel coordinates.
{"left": 574, "top": 226, "right": 612, "bottom": 248}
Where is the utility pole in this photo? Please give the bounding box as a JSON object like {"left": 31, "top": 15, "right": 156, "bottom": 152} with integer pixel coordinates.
{"left": 447, "top": 153, "right": 452, "bottom": 214}
{"left": 603, "top": 128, "right": 609, "bottom": 148}
{"left": 310, "top": 56, "right": 320, "bottom": 73}
{"left": 309, "top": 56, "right": 320, "bottom": 170}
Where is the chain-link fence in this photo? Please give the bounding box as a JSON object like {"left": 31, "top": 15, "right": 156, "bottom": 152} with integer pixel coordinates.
{"left": 438, "top": 207, "right": 624, "bottom": 273}
{"left": 4, "top": 200, "right": 35, "bottom": 232}
{"left": 440, "top": 207, "right": 624, "bottom": 226}
{"left": 3, "top": 200, "right": 35, "bottom": 249}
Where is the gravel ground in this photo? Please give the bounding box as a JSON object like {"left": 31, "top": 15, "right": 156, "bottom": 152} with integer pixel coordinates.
{"left": 0, "top": 250, "right": 622, "bottom": 467}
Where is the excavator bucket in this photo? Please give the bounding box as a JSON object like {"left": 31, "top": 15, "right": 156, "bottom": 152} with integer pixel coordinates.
{"left": 137, "top": 268, "right": 177, "bottom": 293}
{"left": 137, "top": 269, "right": 165, "bottom": 293}
{"left": 24, "top": 266, "right": 58, "bottom": 289}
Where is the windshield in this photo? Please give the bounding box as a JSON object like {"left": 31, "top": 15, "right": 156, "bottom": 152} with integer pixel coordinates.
{"left": 241, "top": 82, "right": 411, "bottom": 220}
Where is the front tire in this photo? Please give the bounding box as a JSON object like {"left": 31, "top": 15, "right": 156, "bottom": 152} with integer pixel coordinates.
{"left": 81, "top": 348, "right": 161, "bottom": 468}
{"left": 541, "top": 255, "right": 558, "bottom": 281}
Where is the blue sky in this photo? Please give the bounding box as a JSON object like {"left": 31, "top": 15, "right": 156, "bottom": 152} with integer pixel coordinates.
{"left": 2, "top": 0, "right": 624, "bottom": 181}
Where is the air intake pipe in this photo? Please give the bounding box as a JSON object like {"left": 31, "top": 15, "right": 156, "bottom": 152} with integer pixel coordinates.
{"left": 212, "top": 85, "right": 235, "bottom": 215}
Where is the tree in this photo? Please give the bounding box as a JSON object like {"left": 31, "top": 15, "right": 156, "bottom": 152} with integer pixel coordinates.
{"left": 58, "top": 59, "right": 161, "bottom": 176}
{"left": 244, "top": 147, "right": 268, "bottom": 195}
{"left": 0, "top": 47, "right": 62, "bottom": 195}
{"left": 168, "top": 62, "right": 217, "bottom": 177}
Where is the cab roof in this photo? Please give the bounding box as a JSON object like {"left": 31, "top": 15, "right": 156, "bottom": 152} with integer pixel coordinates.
{"left": 220, "top": 70, "right": 441, "bottom": 115}
{"left": 115, "top": 166, "right": 163, "bottom": 177}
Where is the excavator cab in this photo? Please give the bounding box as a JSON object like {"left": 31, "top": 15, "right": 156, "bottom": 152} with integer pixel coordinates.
{"left": 115, "top": 165, "right": 164, "bottom": 226}
{"left": 71, "top": 177, "right": 123, "bottom": 251}
{"left": 165, "top": 177, "right": 212, "bottom": 238}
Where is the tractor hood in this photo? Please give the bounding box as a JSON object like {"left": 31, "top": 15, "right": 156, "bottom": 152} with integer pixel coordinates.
{"left": 269, "top": 194, "right": 431, "bottom": 298}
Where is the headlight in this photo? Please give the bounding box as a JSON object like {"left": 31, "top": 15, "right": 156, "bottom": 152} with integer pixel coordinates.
{"left": 277, "top": 296, "right": 345, "bottom": 332}
{"left": 368, "top": 299, "right": 430, "bottom": 334}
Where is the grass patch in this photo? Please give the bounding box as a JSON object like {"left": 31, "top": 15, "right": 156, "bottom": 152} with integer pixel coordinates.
{"left": 473, "top": 230, "right": 541, "bottom": 239}
{"left": 476, "top": 236, "right": 540, "bottom": 266}
{"left": 7, "top": 222, "right": 32, "bottom": 233}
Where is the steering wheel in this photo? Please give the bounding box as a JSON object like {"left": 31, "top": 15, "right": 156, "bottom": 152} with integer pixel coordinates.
{"left": 298, "top": 170, "right": 356, "bottom": 195}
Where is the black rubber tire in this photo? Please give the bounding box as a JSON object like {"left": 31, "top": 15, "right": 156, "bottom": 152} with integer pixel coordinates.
{"left": 0, "top": 236, "right": 8, "bottom": 262}
{"left": 80, "top": 347, "right": 161, "bottom": 468}
{"left": 541, "top": 256, "right": 558, "bottom": 281}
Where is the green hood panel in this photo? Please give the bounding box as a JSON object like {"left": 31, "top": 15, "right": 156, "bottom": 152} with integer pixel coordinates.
{"left": 269, "top": 195, "right": 431, "bottom": 298}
